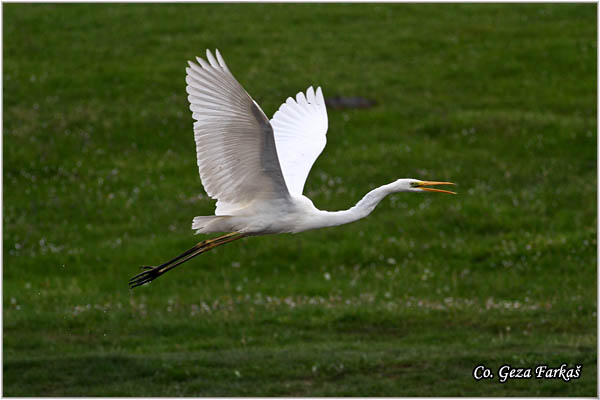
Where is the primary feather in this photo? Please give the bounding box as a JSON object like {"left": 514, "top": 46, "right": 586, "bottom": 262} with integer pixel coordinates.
{"left": 271, "top": 86, "right": 328, "bottom": 195}
{"left": 185, "top": 49, "right": 290, "bottom": 216}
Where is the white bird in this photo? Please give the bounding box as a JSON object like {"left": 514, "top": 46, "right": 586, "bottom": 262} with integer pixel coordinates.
{"left": 129, "top": 49, "right": 455, "bottom": 288}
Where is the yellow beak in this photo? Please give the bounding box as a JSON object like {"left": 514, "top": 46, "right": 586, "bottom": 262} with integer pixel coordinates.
{"left": 417, "top": 181, "right": 457, "bottom": 195}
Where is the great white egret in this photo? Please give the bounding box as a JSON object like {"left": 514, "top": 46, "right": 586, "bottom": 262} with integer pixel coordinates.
{"left": 129, "top": 49, "right": 455, "bottom": 288}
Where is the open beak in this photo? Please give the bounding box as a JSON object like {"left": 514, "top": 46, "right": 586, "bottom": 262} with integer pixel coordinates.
{"left": 417, "top": 181, "right": 456, "bottom": 194}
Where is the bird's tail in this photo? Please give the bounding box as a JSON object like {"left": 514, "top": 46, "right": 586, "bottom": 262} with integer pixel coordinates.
{"left": 192, "top": 215, "right": 233, "bottom": 233}
{"left": 129, "top": 232, "right": 245, "bottom": 288}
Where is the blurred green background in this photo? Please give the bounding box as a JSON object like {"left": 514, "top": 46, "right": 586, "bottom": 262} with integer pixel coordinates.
{"left": 3, "top": 3, "right": 597, "bottom": 396}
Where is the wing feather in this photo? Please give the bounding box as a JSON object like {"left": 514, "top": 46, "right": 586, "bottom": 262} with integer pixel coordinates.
{"left": 186, "top": 49, "right": 290, "bottom": 215}
{"left": 271, "top": 86, "right": 329, "bottom": 195}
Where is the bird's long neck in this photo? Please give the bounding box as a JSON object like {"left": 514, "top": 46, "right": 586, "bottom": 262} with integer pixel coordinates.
{"left": 319, "top": 182, "right": 397, "bottom": 227}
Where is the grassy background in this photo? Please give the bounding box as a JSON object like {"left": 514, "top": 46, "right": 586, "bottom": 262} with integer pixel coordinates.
{"left": 3, "top": 3, "right": 597, "bottom": 396}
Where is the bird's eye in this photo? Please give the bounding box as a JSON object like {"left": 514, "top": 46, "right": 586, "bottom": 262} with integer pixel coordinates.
{"left": 410, "top": 182, "right": 420, "bottom": 188}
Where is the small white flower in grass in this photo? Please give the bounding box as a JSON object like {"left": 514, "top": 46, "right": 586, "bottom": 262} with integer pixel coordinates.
{"left": 234, "top": 370, "right": 241, "bottom": 378}
{"left": 324, "top": 272, "right": 331, "bottom": 281}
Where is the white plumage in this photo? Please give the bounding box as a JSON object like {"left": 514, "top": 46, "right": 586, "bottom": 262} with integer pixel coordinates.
{"left": 129, "top": 49, "right": 454, "bottom": 288}
{"left": 185, "top": 50, "right": 289, "bottom": 216}
{"left": 270, "top": 86, "right": 328, "bottom": 196}
{"left": 185, "top": 49, "right": 455, "bottom": 235}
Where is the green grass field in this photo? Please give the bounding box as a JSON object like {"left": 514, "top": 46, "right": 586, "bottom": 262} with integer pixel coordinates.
{"left": 3, "top": 3, "right": 597, "bottom": 396}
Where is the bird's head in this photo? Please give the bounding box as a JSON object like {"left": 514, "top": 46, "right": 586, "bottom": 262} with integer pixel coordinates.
{"left": 396, "top": 179, "right": 456, "bottom": 194}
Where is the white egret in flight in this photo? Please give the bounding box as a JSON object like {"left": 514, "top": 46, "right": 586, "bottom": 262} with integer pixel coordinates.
{"left": 129, "top": 49, "right": 455, "bottom": 288}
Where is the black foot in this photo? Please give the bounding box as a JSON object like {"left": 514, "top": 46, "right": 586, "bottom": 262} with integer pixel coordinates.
{"left": 129, "top": 266, "right": 162, "bottom": 289}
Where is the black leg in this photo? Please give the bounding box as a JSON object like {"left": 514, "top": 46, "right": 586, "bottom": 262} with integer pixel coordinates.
{"left": 129, "top": 232, "right": 244, "bottom": 289}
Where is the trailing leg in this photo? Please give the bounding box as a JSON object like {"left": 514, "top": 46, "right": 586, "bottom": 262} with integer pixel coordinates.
{"left": 129, "top": 232, "right": 245, "bottom": 288}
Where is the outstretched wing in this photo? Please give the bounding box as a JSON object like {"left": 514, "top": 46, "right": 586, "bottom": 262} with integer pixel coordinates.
{"left": 271, "top": 86, "right": 329, "bottom": 196}
{"left": 186, "top": 49, "right": 290, "bottom": 215}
